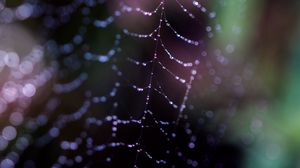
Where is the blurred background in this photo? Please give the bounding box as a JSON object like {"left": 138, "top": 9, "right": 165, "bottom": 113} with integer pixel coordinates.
{"left": 0, "top": 0, "right": 300, "bottom": 168}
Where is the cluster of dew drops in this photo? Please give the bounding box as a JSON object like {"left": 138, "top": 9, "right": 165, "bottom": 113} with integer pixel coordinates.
{"left": 0, "top": 0, "right": 239, "bottom": 167}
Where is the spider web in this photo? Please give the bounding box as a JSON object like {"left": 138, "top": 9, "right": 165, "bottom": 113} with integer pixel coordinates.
{"left": 0, "top": 0, "right": 243, "bottom": 167}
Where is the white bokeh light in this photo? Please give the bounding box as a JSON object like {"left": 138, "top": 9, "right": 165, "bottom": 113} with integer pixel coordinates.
{"left": 4, "top": 52, "right": 19, "bottom": 68}
{"left": 2, "top": 126, "right": 17, "bottom": 141}
{"left": 19, "top": 61, "right": 33, "bottom": 75}
{"left": 22, "top": 83, "right": 36, "bottom": 97}
{"left": 2, "top": 82, "right": 19, "bottom": 103}
{"left": 0, "top": 158, "right": 14, "bottom": 168}
{"left": 9, "top": 112, "right": 24, "bottom": 126}
{"left": 16, "top": 3, "right": 33, "bottom": 20}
